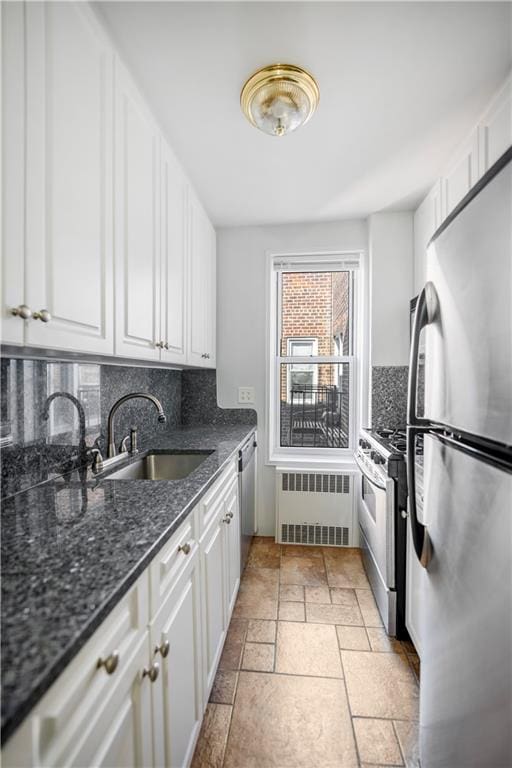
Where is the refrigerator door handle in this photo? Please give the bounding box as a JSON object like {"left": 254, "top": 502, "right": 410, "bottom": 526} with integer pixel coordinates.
{"left": 406, "top": 426, "right": 432, "bottom": 568}
{"left": 407, "top": 281, "right": 438, "bottom": 427}
{"left": 406, "top": 282, "right": 439, "bottom": 568}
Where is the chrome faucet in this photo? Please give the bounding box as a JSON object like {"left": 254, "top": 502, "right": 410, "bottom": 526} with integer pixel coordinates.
{"left": 42, "top": 392, "right": 87, "bottom": 458}
{"left": 107, "top": 393, "right": 166, "bottom": 459}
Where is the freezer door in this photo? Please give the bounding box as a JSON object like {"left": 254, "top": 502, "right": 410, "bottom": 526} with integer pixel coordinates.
{"left": 424, "top": 156, "right": 512, "bottom": 444}
{"left": 419, "top": 433, "right": 512, "bottom": 768}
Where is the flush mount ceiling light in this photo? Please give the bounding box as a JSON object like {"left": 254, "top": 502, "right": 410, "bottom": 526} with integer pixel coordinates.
{"left": 240, "top": 63, "right": 319, "bottom": 137}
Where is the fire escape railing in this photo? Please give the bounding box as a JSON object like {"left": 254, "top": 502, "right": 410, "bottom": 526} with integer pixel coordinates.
{"left": 283, "top": 385, "right": 349, "bottom": 448}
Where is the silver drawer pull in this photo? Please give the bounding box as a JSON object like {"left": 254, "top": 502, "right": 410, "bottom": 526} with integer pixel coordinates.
{"left": 142, "top": 662, "right": 159, "bottom": 683}
{"left": 178, "top": 542, "right": 191, "bottom": 555}
{"left": 11, "top": 304, "right": 32, "bottom": 320}
{"left": 33, "top": 309, "right": 51, "bottom": 323}
{"left": 97, "top": 650, "right": 120, "bottom": 675}
{"left": 155, "top": 640, "right": 170, "bottom": 658}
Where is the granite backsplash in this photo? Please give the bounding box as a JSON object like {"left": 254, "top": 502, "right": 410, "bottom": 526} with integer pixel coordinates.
{"left": 182, "top": 369, "right": 256, "bottom": 426}
{"left": 1, "top": 359, "right": 255, "bottom": 497}
{"left": 371, "top": 365, "right": 408, "bottom": 430}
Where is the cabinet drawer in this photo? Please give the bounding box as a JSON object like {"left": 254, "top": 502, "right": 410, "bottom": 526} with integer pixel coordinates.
{"left": 14, "top": 572, "right": 150, "bottom": 767}
{"left": 200, "top": 460, "right": 237, "bottom": 534}
{"left": 149, "top": 507, "right": 198, "bottom": 617}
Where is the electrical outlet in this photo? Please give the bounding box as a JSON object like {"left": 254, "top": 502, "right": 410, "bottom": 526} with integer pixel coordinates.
{"left": 238, "top": 386, "right": 255, "bottom": 404}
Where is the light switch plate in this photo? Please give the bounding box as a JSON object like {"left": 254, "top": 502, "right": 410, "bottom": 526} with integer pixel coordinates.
{"left": 238, "top": 386, "right": 255, "bottom": 404}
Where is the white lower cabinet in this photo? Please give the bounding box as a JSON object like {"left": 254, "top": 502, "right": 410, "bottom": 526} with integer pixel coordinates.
{"left": 224, "top": 477, "right": 241, "bottom": 617}
{"left": 2, "top": 461, "right": 241, "bottom": 768}
{"left": 200, "top": 502, "right": 228, "bottom": 698}
{"left": 151, "top": 546, "right": 203, "bottom": 768}
{"left": 73, "top": 635, "right": 154, "bottom": 768}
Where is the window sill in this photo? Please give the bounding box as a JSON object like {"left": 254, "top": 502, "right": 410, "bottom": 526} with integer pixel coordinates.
{"left": 267, "top": 450, "right": 358, "bottom": 471}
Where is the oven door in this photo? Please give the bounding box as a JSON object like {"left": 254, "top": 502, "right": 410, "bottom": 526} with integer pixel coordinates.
{"left": 357, "top": 467, "right": 396, "bottom": 589}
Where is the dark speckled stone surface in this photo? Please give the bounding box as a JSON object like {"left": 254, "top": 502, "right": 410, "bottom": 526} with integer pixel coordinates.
{"left": 182, "top": 369, "right": 256, "bottom": 426}
{"left": 371, "top": 365, "right": 409, "bottom": 430}
{"left": 1, "top": 424, "right": 255, "bottom": 744}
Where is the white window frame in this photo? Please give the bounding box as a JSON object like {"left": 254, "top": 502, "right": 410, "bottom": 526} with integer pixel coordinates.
{"left": 266, "top": 251, "right": 364, "bottom": 464}
{"left": 286, "top": 337, "right": 318, "bottom": 403}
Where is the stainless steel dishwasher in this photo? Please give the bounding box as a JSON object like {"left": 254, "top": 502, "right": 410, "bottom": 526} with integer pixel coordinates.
{"left": 238, "top": 434, "right": 257, "bottom": 571}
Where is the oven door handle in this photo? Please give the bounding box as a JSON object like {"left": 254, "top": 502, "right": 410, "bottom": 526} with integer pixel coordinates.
{"left": 354, "top": 455, "right": 386, "bottom": 491}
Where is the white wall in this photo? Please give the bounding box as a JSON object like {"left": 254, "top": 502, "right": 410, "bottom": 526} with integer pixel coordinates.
{"left": 216, "top": 220, "right": 367, "bottom": 535}
{"left": 368, "top": 212, "right": 414, "bottom": 367}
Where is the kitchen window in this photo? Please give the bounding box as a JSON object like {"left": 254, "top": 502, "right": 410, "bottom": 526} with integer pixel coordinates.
{"left": 268, "top": 253, "right": 360, "bottom": 460}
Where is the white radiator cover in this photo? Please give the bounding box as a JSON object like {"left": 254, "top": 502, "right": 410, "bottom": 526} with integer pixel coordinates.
{"left": 276, "top": 470, "right": 356, "bottom": 547}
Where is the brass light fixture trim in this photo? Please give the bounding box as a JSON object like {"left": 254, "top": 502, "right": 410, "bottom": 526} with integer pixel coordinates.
{"left": 240, "top": 63, "right": 319, "bottom": 137}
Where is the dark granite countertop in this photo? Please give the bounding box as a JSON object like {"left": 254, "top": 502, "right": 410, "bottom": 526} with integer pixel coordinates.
{"left": 1, "top": 424, "right": 256, "bottom": 744}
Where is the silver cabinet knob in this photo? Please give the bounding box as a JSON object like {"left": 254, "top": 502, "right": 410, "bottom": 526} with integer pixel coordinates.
{"left": 226, "top": 511, "right": 234, "bottom": 519}
{"left": 222, "top": 516, "right": 232, "bottom": 525}
{"left": 154, "top": 640, "right": 170, "bottom": 658}
{"left": 97, "top": 650, "right": 120, "bottom": 675}
{"left": 33, "top": 309, "right": 51, "bottom": 323}
{"left": 178, "top": 542, "right": 191, "bottom": 555}
{"left": 142, "top": 662, "right": 159, "bottom": 683}
{"left": 155, "top": 341, "right": 163, "bottom": 349}
{"left": 164, "top": 342, "right": 169, "bottom": 350}
{"left": 11, "top": 304, "right": 32, "bottom": 320}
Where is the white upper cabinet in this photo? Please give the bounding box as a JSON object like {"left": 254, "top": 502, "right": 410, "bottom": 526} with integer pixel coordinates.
{"left": 160, "top": 142, "right": 188, "bottom": 365}
{"left": 1, "top": 2, "right": 25, "bottom": 345}
{"left": 23, "top": 2, "right": 114, "bottom": 354}
{"left": 441, "top": 129, "right": 479, "bottom": 218}
{"left": 114, "top": 61, "right": 161, "bottom": 361}
{"left": 478, "top": 74, "right": 512, "bottom": 175}
{"left": 2, "top": 1, "right": 217, "bottom": 366}
{"left": 414, "top": 70, "right": 511, "bottom": 296}
{"left": 413, "top": 179, "right": 442, "bottom": 295}
{"left": 188, "top": 190, "right": 216, "bottom": 367}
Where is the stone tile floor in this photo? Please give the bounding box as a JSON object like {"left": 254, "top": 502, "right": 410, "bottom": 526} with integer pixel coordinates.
{"left": 192, "top": 538, "right": 420, "bottom": 768}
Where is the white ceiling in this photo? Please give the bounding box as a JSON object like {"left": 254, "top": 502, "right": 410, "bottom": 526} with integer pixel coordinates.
{"left": 96, "top": 1, "right": 512, "bottom": 227}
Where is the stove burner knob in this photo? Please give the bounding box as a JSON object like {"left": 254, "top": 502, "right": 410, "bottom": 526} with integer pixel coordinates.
{"left": 374, "top": 453, "right": 385, "bottom": 465}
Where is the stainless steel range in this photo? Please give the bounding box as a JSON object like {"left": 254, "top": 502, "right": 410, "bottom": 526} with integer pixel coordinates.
{"left": 354, "top": 427, "right": 411, "bottom": 638}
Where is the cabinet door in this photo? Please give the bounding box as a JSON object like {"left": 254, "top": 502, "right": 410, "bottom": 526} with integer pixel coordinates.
{"left": 24, "top": 2, "right": 114, "bottom": 354}
{"left": 224, "top": 479, "right": 241, "bottom": 618}
{"left": 1, "top": 1, "right": 25, "bottom": 344}
{"left": 151, "top": 550, "right": 203, "bottom": 768}
{"left": 73, "top": 636, "right": 154, "bottom": 768}
{"left": 114, "top": 60, "right": 161, "bottom": 361}
{"left": 188, "top": 192, "right": 216, "bottom": 367}
{"left": 200, "top": 508, "right": 227, "bottom": 697}
{"left": 413, "top": 179, "right": 442, "bottom": 295}
{"left": 160, "top": 141, "right": 187, "bottom": 365}
{"left": 442, "top": 130, "right": 479, "bottom": 218}
{"left": 478, "top": 76, "right": 512, "bottom": 175}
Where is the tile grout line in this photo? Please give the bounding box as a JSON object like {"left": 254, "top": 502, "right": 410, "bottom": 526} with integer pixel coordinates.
{"left": 392, "top": 719, "right": 408, "bottom": 768}
{"left": 337, "top": 628, "right": 363, "bottom": 768}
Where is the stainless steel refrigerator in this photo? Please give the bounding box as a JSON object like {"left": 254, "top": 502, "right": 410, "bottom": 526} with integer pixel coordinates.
{"left": 407, "top": 146, "right": 512, "bottom": 768}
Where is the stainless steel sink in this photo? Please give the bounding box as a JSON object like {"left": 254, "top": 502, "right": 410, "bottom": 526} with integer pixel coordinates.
{"left": 106, "top": 451, "right": 213, "bottom": 481}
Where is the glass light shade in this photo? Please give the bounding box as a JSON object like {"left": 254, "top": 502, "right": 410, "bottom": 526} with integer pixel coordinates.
{"left": 241, "top": 64, "right": 319, "bottom": 137}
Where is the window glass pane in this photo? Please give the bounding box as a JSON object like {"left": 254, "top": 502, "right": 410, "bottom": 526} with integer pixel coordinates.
{"left": 280, "top": 271, "right": 352, "bottom": 356}
{"left": 279, "top": 362, "right": 350, "bottom": 448}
